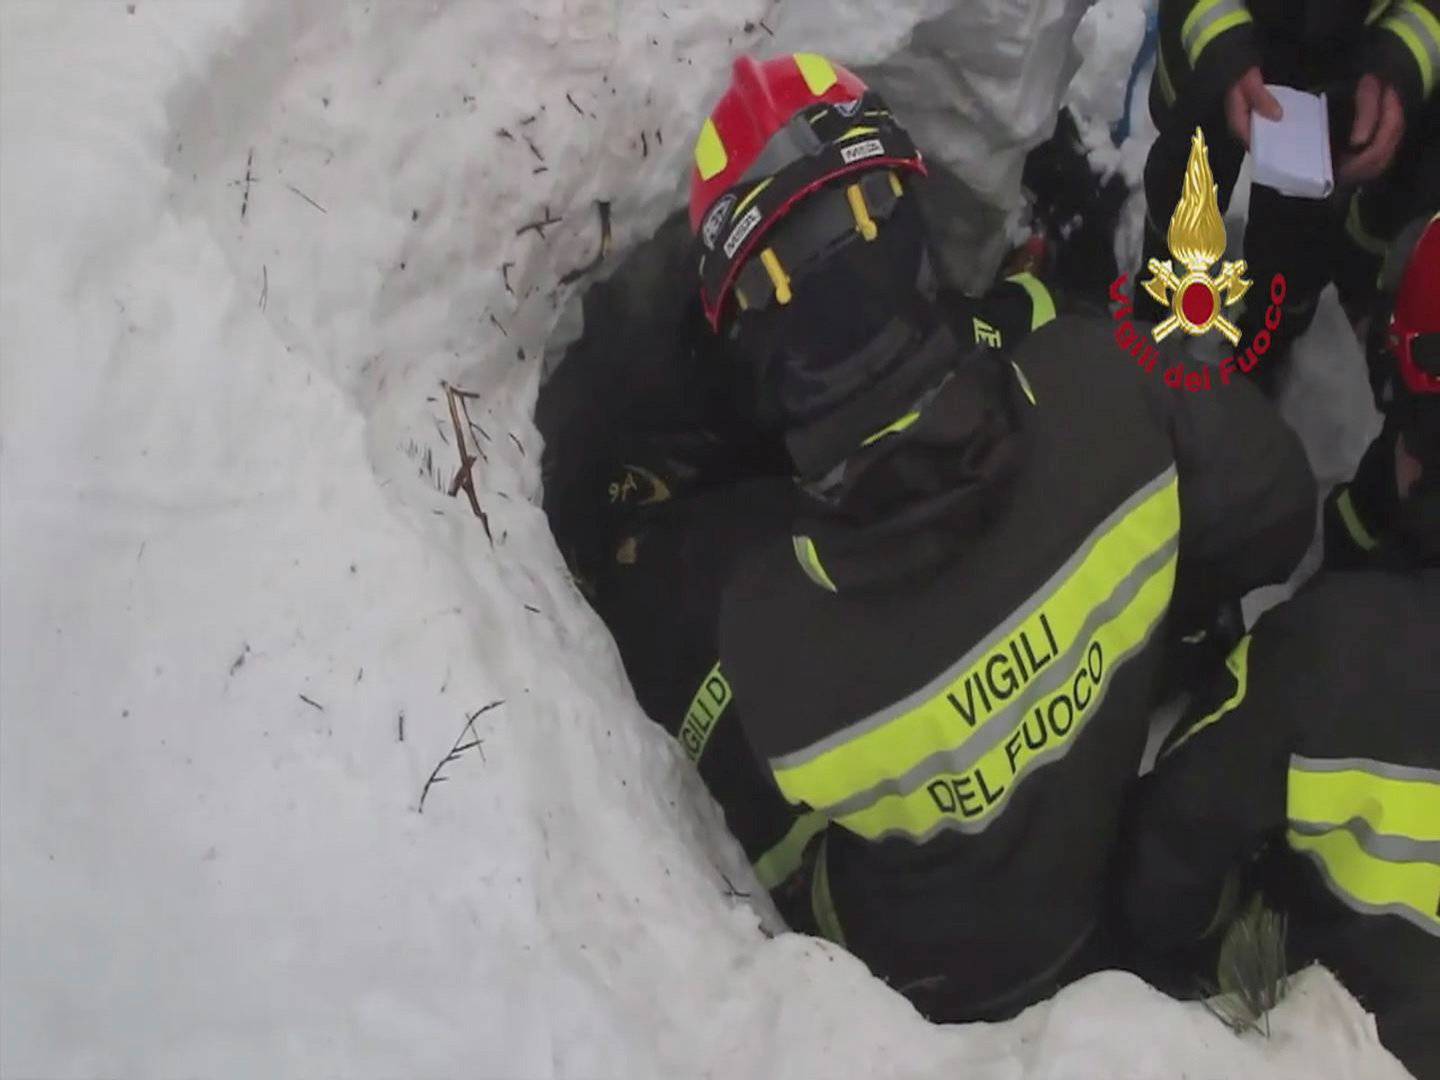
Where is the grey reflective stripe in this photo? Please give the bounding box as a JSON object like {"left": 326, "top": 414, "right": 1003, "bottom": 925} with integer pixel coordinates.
{"left": 769, "top": 465, "right": 1179, "bottom": 774}
{"left": 1290, "top": 817, "right": 1440, "bottom": 865}
{"left": 820, "top": 535, "right": 1179, "bottom": 819}
{"left": 862, "top": 591, "right": 1173, "bottom": 844}
{"left": 1181, "top": 0, "right": 1250, "bottom": 62}
{"left": 1292, "top": 845, "right": 1440, "bottom": 939}
{"left": 1291, "top": 755, "right": 1440, "bottom": 785}
{"left": 1383, "top": 1, "right": 1440, "bottom": 94}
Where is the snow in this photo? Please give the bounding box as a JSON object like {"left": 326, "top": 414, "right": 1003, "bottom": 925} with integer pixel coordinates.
{"left": 0, "top": 1, "right": 1403, "bottom": 1077}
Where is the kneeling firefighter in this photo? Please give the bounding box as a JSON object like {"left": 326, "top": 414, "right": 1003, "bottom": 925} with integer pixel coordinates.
{"left": 1121, "top": 215, "right": 1440, "bottom": 1078}
{"left": 699, "top": 57, "right": 1319, "bottom": 1020}
{"left": 538, "top": 53, "right": 1060, "bottom": 921}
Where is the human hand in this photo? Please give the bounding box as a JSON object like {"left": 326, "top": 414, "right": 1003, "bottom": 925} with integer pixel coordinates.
{"left": 1339, "top": 73, "right": 1406, "bottom": 183}
{"left": 1225, "top": 67, "right": 1283, "bottom": 148}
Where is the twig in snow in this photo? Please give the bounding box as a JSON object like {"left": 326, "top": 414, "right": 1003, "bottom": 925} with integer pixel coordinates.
{"left": 442, "top": 382, "right": 494, "bottom": 544}
{"left": 508, "top": 432, "right": 525, "bottom": 457}
{"left": 299, "top": 693, "right": 325, "bottom": 711}
{"left": 524, "top": 136, "right": 545, "bottom": 163}
{"left": 719, "top": 873, "right": 751, "bottom": 900}
{"left": 239, "top": 148, "right": 256, "bottom": 222}
{"left": 286, "top": 184, "right": 328, "bottom": 214}
{"left": 565, "top": 92, "right": 585, "bottom": 116}
{"left": 417, "top": 700, "right": 504, "bottom": 812}
{"left": 229, "top": 644, "right": 251, "bottom": 676}
{"left": 259, "top": 265, "right": 268, "bottom": 311}
{"left": 501, "top": 261, "right": 515, "bottom": 296}
{"left": 516, "top": 209, "right": 562, "bottom": 239}
{"left": 398, "top": 711, "right": 406, "bottom": 742}
{"left": 488, "top": 313, "right": 508, "bottom": 337}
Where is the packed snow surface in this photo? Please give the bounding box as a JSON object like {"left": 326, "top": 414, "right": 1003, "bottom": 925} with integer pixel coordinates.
{"left": 0, "top": 1, "right": 1399, "bottom": 1076}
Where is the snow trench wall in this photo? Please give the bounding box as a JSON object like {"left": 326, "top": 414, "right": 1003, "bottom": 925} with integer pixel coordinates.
{"left": 0, "top": 0, "right": 1404, "bottom": 1076}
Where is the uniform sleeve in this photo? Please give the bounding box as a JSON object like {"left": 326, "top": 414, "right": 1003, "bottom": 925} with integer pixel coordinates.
{"left": 946, "top": 272, "right": 1059, "bottom": 357}
{"left": 1146, "top": 377, "right": 1316, "bottom": 627}
{"left": 537, "top": 212, "right": 783, "bottom": 580}
{"left": 1121, "top": 627, "right": 1295, "bottom": 952}
{"left": 1158, "top": 0, "right": 1260, "bottom": 110}
{"left": 1365, "top": 0, "right": 1440, "bottom": 119}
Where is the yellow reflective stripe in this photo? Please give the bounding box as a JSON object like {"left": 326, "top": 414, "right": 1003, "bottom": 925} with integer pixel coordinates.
{"left": 810, "top": 833, "right": 847, "bottom": 945}
{"left": 1346, "top": 196, "right": 1390, "bottom": 257}
{"left": 839, "top": 125, "right": 880, "bottom": 140}
{"left": 861, "top": 410, "right": 921, "bottom": 448}
{"left": 676, "top": 662, "right": 733, "bottom": 765}
{"left": 793, "top": 535, "right": 838, "bottom": 593}
{"left": 1181, "top": 0, "right": 1230, "bottom": 44}
{"left": 1006, "top": 272, "right": 1057, "bottom": 330}
{"left": 1288, "top": 827, "right": 1440, "bottom": 934}
{"left": 695, "top": 118, "right": 727, "bottom": 181}
{"left": 752, "top": 811, "right": 827, "bottom": 891}
{"left": 1382, "top": 0, "right": 1440, "bottom": 96}
{"left": 834, "top": 548, "right": 1177, "bottom": 841}
{"left": 1158, "top": 45, "right": 1178, "bottom": 105}
{"left": 1367, "top": 0, "right": 1393, "bottom": 24}
{"left": 795, "top": 53, "right": 838, "bottom": 96}
{"left": 1011, "top": 362, "right": 1038, "bottom": 406}
{"left": 733, "top": 176, "right": 774, "bottom": 218}
{"left": 772, "top": 469, "right": 1180, "bottom": 838}
{"left": 1290, "top": 760, "right": 1440, "bottom": 842}
{"left": 1165, "top": 634, "right": 1252, "bottom": 757}
{"left": 1336, "top": 487, "right": 1380, "bottom": 551}
{"left": 1189, "top": 9, "right": 1254, "bottom": 65}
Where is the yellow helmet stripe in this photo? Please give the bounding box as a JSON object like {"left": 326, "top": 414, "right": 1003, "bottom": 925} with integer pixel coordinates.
{"left": 694, "top": 118, "right": 728, "bottom": 181}
{"left": 794, "top": 53, "right": 839, "bottom": 96}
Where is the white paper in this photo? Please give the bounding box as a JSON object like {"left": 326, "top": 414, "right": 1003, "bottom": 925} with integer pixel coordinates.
{"left": 1251, "top": 85, "right": 1335, "bottom": 199}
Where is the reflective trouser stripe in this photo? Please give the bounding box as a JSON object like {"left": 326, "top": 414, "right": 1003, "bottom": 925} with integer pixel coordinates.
{"left": 1381, "top": 1, "right": 1440, "bottom": 97}
{"left": 1336, "top": 487, "right": 1380, "bottom": 552}
{"left": 861, "top": 410, "right": 921, "bottom": 448}
{"left": 752, "top": 811, "right": 827, "bottom": 892}
{"left": 1158, "top": 45, "right": 1178, "bottom": 105}
{"left": 1346, "top": 195, "right": 1390, "bottom": 257}
{"left": 1165, "top": 634, "right": 1252, "bottom": 757}
{"left": 1006, "top": 272, "right": 1058, "bottom": 330}
{"left": 770, "top": 467, "right": 1180, "bottom": 842}
{"left": 810, "top": 832, "right": 846, "bottom": 945}
{"left": 1181, "top": 0, "right": 1254, "bottom": 66}
{"left": 1367, "top": 0, "right": 1393, "bottom": 25}
{"left": 1288, "top": 756, "right": 1440, "bottom": 937}
{"left": 793, "top": 535, "right": 839, "bottom": 592}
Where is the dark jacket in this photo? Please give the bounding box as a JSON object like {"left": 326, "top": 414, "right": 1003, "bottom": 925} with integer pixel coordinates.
{"left": 1122, "top": 570, "right": 1440, "bottom": 1078}
{"left": 536, "top": 188, "right": 1061, "bottom": 912}
{"left": 718, "top": 316, "right": 1316, "bottom": 1020}
{"left": 1154, "top": 0, "right": 1440, "bottom": 122}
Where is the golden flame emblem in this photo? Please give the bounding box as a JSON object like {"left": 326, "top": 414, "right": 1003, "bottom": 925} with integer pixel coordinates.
{"left": 1143, "top": 128, "right": 1251, "bottom": 344}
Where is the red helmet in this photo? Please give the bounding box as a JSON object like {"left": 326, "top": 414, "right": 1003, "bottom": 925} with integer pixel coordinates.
{"left": 689, "top": 54, "right": 926, "bottom": 329}
{"left": 1388, "top": 213, "right": 1440, "bottom": 396}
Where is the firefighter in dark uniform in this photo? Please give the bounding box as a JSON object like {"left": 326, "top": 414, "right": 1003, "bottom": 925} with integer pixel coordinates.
{"left": 1326, "top": 213, "right": 1440, "bottom": 569}
{"left": 536, "top": 54, "right": 1061, "bottom": 922}
{"left": 1120, "top": 217, "right": 1440, "bottom": 1079}
{"left": 1141, "top": 0, "right": 1440, "bottom": 386}
{"left": 689, "top": 58, "right": 1317, "bottom": 1022}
